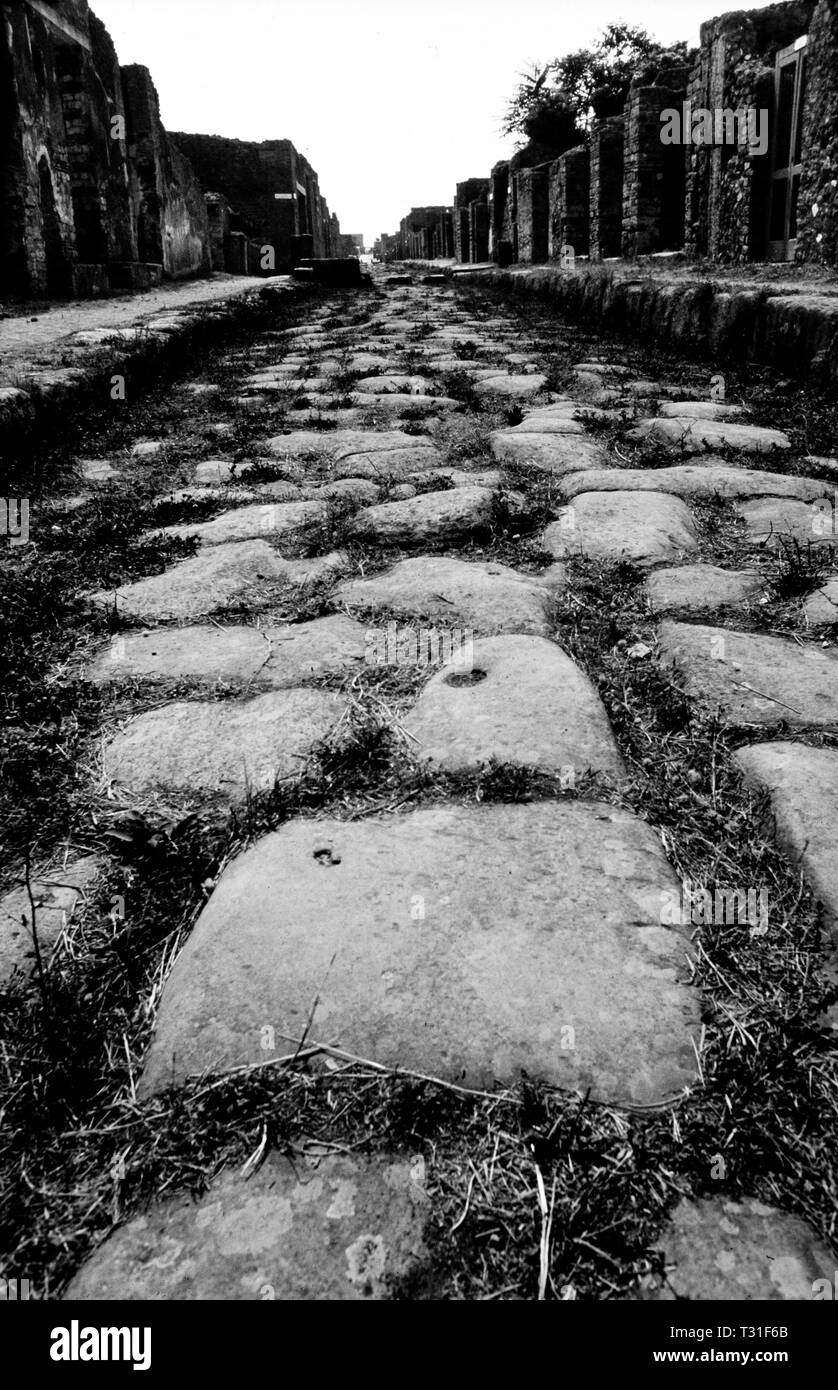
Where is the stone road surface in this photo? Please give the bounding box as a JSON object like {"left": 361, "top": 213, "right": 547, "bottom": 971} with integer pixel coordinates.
{"left": 17, "top": 268, "right": 833, "bottom": 1300}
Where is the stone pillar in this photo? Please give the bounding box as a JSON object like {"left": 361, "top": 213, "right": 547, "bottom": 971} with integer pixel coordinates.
{"left": 548, "top": 146, "right": 589, "bottom": 259}
{"left": 589, "top": 117, "right": 624, "bottom": 259}
{"left": 454, "top": 207, "right": 470, "bottom": 262}
{"left": 469, "top": 202, "right": 490, "bottom": 261}
{"left": 622, "top": 79, "right": 689, "bottom": 257}
{"left": 515, "top": 165, "right": 549, "bottom": 263}
{"left": 489, "top": 161, "right": 509, "bottom": 261}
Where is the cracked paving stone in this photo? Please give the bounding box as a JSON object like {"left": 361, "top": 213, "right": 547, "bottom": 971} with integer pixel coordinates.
{"left": 65, "top": 1151, "right": 428, "bottom": 1301}
{"left": 91, "top": 540, "right": 347, "bottom": 622}
{"left": 658, "top": 621, "right": 838, "bottom": 726}
{"left": 336, "top": 555, "right": 555, "bottom": 635}
{"left": 103, "top": 688, "right": 345, "bottom": 802}
{"left": 543, "top": 491, "right": 698, "bottom": 568}
{"left": 403, "top": 635, "right": 624, "bottom": 778}
{"left": 138, "top": 801, "right": 700, "bottom": 1104}
{"left": 346, "top": 486, "right": 495, "bottom": 546}
{"left": 87, "top": 615, "right": 368, "bottom": 687}
{"left": 646, "top": 564, "right": 762, "bottom": 615}
{"left": 629, "top": 417, "right": 791, "bottom": 453}
{"left": 637, "top": 1197, "right": 834, "bottom": 1302}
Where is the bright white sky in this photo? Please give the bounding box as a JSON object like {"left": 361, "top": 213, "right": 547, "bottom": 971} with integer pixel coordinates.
{"left": 93, "top": 0, "right": 733, "bottom": 244}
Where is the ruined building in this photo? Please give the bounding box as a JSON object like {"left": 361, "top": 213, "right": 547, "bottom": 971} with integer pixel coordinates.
{"left": 169, "top": 134, "right": 346, "bottom": 273}
{"left": 1, "top": 0, "right": 346, "bottom": 299}
{"left": 387, "top": 0, "right": 838, "bottom": 272}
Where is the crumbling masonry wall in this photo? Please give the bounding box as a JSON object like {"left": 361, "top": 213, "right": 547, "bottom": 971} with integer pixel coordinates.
{"left": 796, "top": 0, "right": 838, "bottom": 264}
{"left": 589, "top": 117, "right": 624, "bottom": 259}
{"left": 0, "top": 0, "right": 210, "bottom": 299}
{"left": 549, "top": 145, "right": 589, "bottom": 259}
{"left": 170, "top": 133, "right": 337, "bottom": 272}
{"left": 685, "top": 1, "right": 815, "bottom": 262}
{"left": 622, "top": 74, "right": 689, "bottom": 257}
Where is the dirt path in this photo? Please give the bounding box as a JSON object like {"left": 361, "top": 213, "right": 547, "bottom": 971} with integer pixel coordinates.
{"left": 2, "top": 268, "right": 836, "bottom": 1301}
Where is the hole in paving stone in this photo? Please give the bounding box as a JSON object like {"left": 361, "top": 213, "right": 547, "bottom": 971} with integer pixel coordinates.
{"left": 312, "top": 846, "right": 342, "bottom": 866}
{"left": 444, "top": 669, "right": 487, "bottom": 687}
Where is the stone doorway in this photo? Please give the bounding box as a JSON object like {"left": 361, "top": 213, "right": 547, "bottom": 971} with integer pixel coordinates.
{"left": 767, "top": 35, "right": 808, "bottom": 261}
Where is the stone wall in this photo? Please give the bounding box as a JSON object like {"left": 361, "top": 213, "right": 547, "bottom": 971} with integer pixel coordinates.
{"left": 548, "top": 145, "right": 589, "bottom": 259}
{"left": 685, "top": 1, "right": 815, "bottom": 262}
{"left": 796, "top": 0, "right": 838, "bottom": 265}
{"left": 589, "top": 117, "right": 624, "bottom": 259}
{"left": 0, "top": 0, "right": 211, "bottom": 299}
{"left": 488, "top": 161, "right": 509, "bottom": 261}
{"left": 170, "top": 133, "right": 337, "bottom": 271}
{"left": 622, "top": 74, "right": 689, "bottom": 257}
{"left": 121, "top": 65, "right": 209, "bottom": 280}
{"left": 397, "top": 206, "right": 453, "bottom": 259}
{"left": 514, "top": 165, "right": 549, "bottom": 263}
{"left": 453, "top": 179, "right": 489, "bottom": 262}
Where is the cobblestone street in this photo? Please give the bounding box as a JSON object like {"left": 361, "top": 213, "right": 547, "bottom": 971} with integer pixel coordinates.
{"left": 2, "top": 267, "right": 836, "bottom": 1301}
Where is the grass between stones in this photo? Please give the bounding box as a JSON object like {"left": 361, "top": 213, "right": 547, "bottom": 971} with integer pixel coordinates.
{"left": 1, "top": 276, "right": 836, "bottom": 1301}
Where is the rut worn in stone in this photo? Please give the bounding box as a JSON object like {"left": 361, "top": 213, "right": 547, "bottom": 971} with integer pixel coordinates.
{"left": 139, "top": 801, "right": 700, "bottom": 1105}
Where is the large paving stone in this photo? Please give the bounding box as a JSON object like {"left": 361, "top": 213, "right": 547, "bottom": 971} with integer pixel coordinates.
{"left": 65, "top": 1152, "right": 428, "bottom": 1301}
{"left": 640, "top": 1197, "right": 834, "bottom": 1301}
{"left": 629, "top": 417, "right": 791, "bottom": 453}
{"left": 560, "top": 464, "right": 826, "bottom": 502}
{"left": 735, "top": 497, "right": 831, "bottom": 548}
{"left": 490, "top": 432, "right": 606, "bottom": 474}
{"left": 346, "top": 486, "right": 495, "bottom": 547}
{"left": 103, "top": 689, "right": 344, "bottom": 801}
{"left": 139, "top": 801, "right": 700, "bottom": 1104}
{"left": 804, "top": 579, "right": 838, "bottom": 627}
{"left": 404, "top": 636, "right": 623, "bottom": 777}
{"left": 543, "top": 492, "right": 698, "bottom": 568}
{"left": 658, "top": 400, "right": 746, "bottom": 420}
{"left": 0, "top": 856, "right": 100, "bottom": 983}
{"left": 658, "top": 621, "right": 838, "bottom": 726}
{"left": 91, "top": 542, "right": 347, "bottom": 623}
{"left": 474, "top": 373, "right": 547, "bottom": 399}
{"left": 353, "top": 375, "right": 438, "bottom": 395}
{"left": 336, "top": 556, "right": 554, "bottom": 635}
{"left": 734, "top": 741, "right": 838, "bottom": 941}
{"left": 646, "top": 565, "right": 762, "bottom": 615}
{"left": 88, "top": 616, "right": 367, "bottom": 687}
{"left": 160, "top": 500, "right": 328, "bottom": 548}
